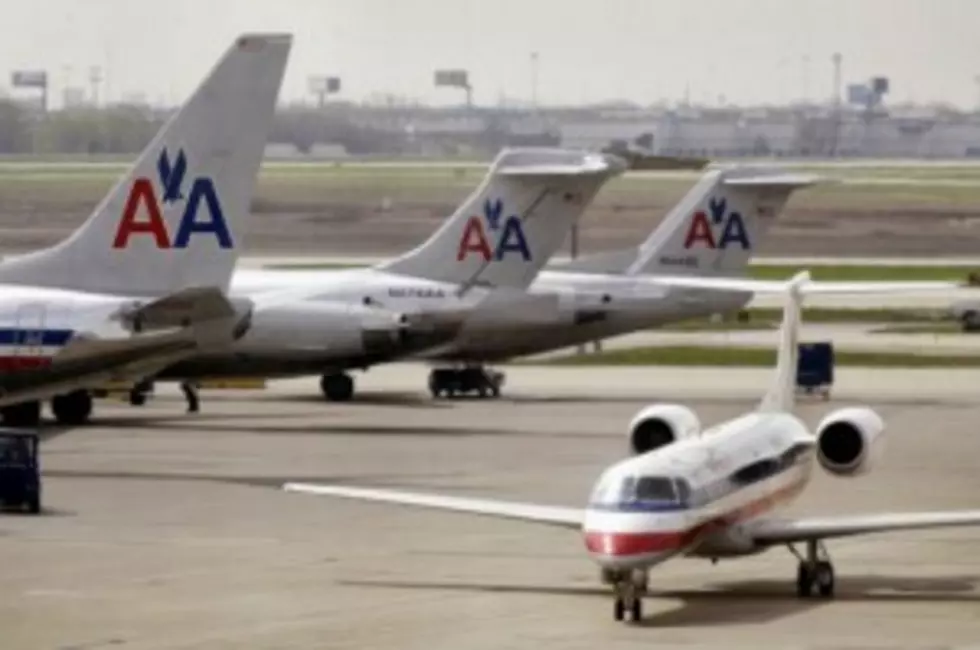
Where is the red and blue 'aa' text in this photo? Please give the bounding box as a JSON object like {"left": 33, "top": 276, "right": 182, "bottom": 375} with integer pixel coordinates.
{"left": 683, "top": 197, "right": 750, "bottom": 250}
{"left": 112, "top": 148, "right": 233, "bottom": 249}
{"left": 456, "top": 199, "right": 531, "bottom": 262}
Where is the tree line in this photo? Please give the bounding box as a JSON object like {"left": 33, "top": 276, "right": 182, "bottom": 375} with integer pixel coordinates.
{"left": 0, "top": 100, "right": 426, "bottom": 156}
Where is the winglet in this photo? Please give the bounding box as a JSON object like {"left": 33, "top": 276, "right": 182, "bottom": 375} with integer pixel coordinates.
{"left": 758, "top": 270, "right": 809, "bottom": 413}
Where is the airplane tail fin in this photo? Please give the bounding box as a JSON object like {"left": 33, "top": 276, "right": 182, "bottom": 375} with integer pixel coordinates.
{"left": 557, "top": 168, "right": 817, "bottom": 276}
{"left": 0, "top": 33, "right": 291, "bottom": 296}
{"left": 758, "top": 271, "right": 809, "bottom": 413}
{"left": 379, "top": 148, "right": 625, "bottom": 290}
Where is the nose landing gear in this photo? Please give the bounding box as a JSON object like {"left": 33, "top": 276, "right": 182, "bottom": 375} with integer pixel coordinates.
{"left": 606, "top": 568, "right": 648, "bottom": 623}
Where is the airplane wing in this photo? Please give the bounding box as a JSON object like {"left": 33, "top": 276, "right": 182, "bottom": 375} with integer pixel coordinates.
{"left": 751, "top": 510, "right": 980, "bottom": 545}
{"left": 0, "top": 288, "right": 250, "bottom": 406}
{"left": 283, "top": 483, "right": 584, "bottom": 529}
{"left": 642, "top": 275, "right": 962, "bottom": 295}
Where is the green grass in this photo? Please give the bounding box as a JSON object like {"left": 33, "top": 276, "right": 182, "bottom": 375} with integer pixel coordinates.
{"left": 742, "top": 306, "right": 949, "bottom": 323}
{"left": 747, "top": 264, "right": 975, "bottom": 282}
{"left": 869, "top": 322, "right": 965, "bottom": 334}
{"left": 659, "top": 307, "right": 948, "bottom": 330}
{"left": 538, "top": 345, "right": 980, "bottom": 368}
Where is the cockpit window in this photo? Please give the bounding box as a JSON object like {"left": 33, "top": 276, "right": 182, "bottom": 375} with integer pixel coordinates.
{"left": 589, "top": 474, "right": 689, "bottom": 509}
{"left": 634, "top": 477, "right": 676, "bottom": 502}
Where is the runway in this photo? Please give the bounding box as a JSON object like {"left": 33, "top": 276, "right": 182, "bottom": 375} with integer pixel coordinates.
{"left": 2, "top": 367, "right": 979, "bottom": 649}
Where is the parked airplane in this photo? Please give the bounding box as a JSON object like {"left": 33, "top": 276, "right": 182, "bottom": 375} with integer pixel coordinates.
{"left": 284, "top": 270, "right": 980, "bottom": 623}
{"left": 0, "top": 33, "right": 291, "bottom": 426}
{"left": 227, "top": 166, "right": 818, "bottom": 399}
{"left": 197, "top": 148, "right": 628, "bottom": 401}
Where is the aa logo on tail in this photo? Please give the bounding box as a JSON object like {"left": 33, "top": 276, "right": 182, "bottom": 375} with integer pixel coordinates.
{"left": 112, "top": 148, "right": 233, "bottom": 249}
{"left": 456, "top": 199, "right": 531, "bottom": 262}
{"left": 683, "top": 197, "right": 750, "bottom": 250}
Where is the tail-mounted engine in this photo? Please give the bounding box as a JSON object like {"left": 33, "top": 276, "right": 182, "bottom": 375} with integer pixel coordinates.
{"left": 815, "top": 407, "right": 885, "bottom": 477}
{"left": 627, "top": 404, "right": 701, "bottom": 455}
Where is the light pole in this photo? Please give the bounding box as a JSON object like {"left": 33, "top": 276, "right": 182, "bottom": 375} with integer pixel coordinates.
{"left": 530, "top": 51, "right": 539, "bottom": 108}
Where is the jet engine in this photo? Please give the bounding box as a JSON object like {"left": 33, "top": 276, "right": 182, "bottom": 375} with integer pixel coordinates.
{"left": 627, "top": 404, "right": 701, "bottom": 455}
{"left": 815, "top": 407, "right": 885, "bottom": 477}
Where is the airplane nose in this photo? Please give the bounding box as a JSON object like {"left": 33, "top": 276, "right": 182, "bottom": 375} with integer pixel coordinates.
{"left": 583, "top": 529, "right": 685, "bottom": 569}
{"left": 582, "top": 506, "right": 691, "bottom": 569}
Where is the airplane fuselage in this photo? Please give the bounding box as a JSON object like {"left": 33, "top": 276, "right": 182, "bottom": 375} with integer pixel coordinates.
{"left": 159, "top": 267, "right": 522, "bottom": 379}
{"left": 582, "top": 411, "right": 815, "bottom": 571}
{"left": 226, "top": 267, "right": 754, "bottom": 365}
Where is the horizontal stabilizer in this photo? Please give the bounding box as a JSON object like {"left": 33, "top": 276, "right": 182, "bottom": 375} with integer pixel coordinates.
{"left": 723, "top": 173, "right": 823, "bottom": 189}
{"left": 497, "top": 155, "right": 626, "bottom": 177}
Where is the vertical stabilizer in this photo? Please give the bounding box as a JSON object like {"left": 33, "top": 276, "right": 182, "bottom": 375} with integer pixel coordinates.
{"left": 380, "top": 149, "right": 625, "bottom": 290}
{"left": 0, "top": 33, "right": 291, "bottom": 296}
{"left": 554, "top": 167, "right": 816, "bottom": 276}
{"left": 758, "top": 271, "right": 810, "bottom": 413}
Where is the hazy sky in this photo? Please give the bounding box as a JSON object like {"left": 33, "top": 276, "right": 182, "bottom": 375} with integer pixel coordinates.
{"left": 1, "top": 0, "right": 978, "bottom": 109}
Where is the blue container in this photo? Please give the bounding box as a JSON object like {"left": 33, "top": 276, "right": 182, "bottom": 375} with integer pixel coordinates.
{"left": 796, "top": 342, "right": 834, "bottom": 397}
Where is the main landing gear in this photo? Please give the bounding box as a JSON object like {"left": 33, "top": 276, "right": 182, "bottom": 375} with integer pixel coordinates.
{"left": 428, "top": 366, "right": 504, "bottom": 399}
{"left": 0, "top": 390, "right": 94, "bottom": 427}
{"left": 320, "top": 372, "right": 355, "bottom": 402}
{"left": 790, "top": 539, "right": 835, "bottom": 598}
{"left": 50, "top": 390, "right": 93, "bottom": 426}
{"left": 605, "top": 568, "right": 648, "bottom": 624}
{"left": 0, "top": 400, "right": 41, "bottom": 427}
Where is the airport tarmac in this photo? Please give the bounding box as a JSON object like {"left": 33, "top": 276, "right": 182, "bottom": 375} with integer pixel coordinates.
{"left": 2, "top": 367, "right": 980, "bottom": 649}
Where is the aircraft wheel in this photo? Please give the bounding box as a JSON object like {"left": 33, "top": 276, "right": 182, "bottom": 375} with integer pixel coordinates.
{"left": 428, "top": 370, "right": 446, "bottom": 399}
{"left": 51, "top": 390, "right": 93, "bottom": 426}
{"left": 629, "top": 598, "right": 642, "bottom": 622}
{"left": 613, "top": 598, "right": 624, "bottom": 621}
{"left": 815, "top": 561, "right": 835, "bottom": 597}
{"left": 1, "top": 401, "right": 41, "bottom": 428}
{"left": 320, "top": 373, "right": 354, "bottom": 402}
{"left": 796, "top": 562, "right": 814, "bottom": 598}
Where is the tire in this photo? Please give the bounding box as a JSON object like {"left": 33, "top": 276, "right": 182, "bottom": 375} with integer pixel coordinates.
{"left": 815, "top": 561, "right": 835, "bottom": 597}
{"left": 51, "top": 390, "right": 93, "bottom": 426}
{"left": 963, "top": 311, "right": 980, "bottom": 332}
{"left": 796, "top": 563, "right": 814, "bottom": 598}
{"left": 1, "top": 401, "right": 41, "bottom": 428}
{"left": 27, "top": 494, "right": 40, "bottom": 515}
{"left": 320, "top": 373, "right": 354, "bottom": 402}
{"left": 630, "top": 598, "right": 642, "bottom": 622}
{"left": 613, "top": 598, "right": 624, "bottom": 621}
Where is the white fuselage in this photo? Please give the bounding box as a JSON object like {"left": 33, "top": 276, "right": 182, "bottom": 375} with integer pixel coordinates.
{"left": 159, "top": 267, "right": 518, "bottom": 379}
{"left": 582, "top": 411, "right": 815, "bottom": 571}
{"left": 229, "top": 266, "right": 753, "bottom": 363}
{"left": 0, "top": 284, "right": 139, "bottom": 365}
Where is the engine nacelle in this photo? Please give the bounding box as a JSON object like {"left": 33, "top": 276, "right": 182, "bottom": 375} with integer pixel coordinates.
{"left": 815, "top": 407, "right": 885, "bottom": 477}
{"left": 627, "top": 404, "right": 701, "bottom": 455}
